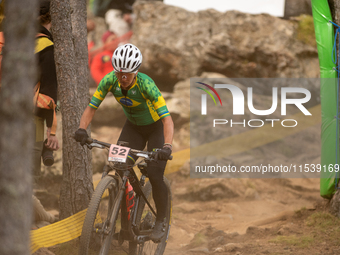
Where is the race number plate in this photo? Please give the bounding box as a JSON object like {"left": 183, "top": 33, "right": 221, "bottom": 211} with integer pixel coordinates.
{"left": 108, "top": 144, "right": 130, "bottom": 163}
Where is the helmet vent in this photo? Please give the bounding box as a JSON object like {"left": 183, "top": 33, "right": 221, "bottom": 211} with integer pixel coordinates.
{"left": 112, "top": 43, "right": 143, "bottom": 73}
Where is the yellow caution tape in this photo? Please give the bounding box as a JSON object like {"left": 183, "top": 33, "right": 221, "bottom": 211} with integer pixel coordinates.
{"left": 30, "top": 179, "right": 102, "bottom": 254}
{"left": 31, "top": 104, "right": 321, "bottom": 253}
{"left": 30, "top": 209, "right": 86, "bottom": 253}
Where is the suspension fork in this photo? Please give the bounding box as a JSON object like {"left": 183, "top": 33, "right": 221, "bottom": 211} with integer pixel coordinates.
{"left": 107, "top": 173, "right": 129, "bottom": 233}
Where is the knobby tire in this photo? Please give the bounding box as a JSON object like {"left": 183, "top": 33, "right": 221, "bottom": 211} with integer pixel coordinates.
{"left": 129, "top": 177, "right": 172, "bottom": 255}
{"left": 78, "top": 175, "right": 118, "bottom": 255}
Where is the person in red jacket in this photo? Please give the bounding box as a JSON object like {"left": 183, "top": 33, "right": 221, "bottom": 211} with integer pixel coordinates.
{"left": 90, "top": 31, "right": 117, "bottom": 85}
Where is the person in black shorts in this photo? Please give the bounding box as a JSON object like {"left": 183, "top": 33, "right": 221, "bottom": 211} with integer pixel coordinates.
{"left": 75, "top": 43, "right": 174, "bottom": 242}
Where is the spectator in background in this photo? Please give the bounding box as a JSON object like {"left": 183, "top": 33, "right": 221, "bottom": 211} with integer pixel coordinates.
{"left": 88, "top": 29, "right": 133, "bottom": 77}
{"left": 105, "top": 8, "right": 132, "bottom": 37}
{"left": 32, "top": 0, "right": 59, "bottom": 228}
{"left": 90, "top": 29, "right": 133, "bottom": 86}
{"left": 90, "top": 0, "right": 135, "bottom": 19}
{"left": 90, "top": 31, "right": 117, "bottom": 85}
{"left": 90, "top": 0, "right": 135, "bottom": 36}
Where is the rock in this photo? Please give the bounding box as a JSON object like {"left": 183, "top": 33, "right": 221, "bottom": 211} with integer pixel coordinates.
{"left": 244, "top": 188, "right": 260, "bottom": 200}
{"left": 174, "top": 202, "right": 203, "bottom": 213}
{"left": 132, "top": 2, "right": 318, "bottom": 91}
{"left": 284, "top": 0, "right": 312, "bottom": 19}
{"left": 166, "top": 72, "right": 228, "bottom": 120}
{"left": 166, "top": 79, "right": 190, "bottom": 119}
{"left": 186, "top": 226, "right": 229, "bottom": 251}
{"left": 208, "top": 235, "right": 225, "bottom": 250}
{"left": 277, "top": 228, "right": 285, "bottom": 235}
{"left": 213, "top": 246, "right": 224, "bottom": 253}
{"left": 228, "top": 232, "right": 240, "bottom": 238}
{"left": 178, "top": 182, "right": 239, "bottom": 202}
{"left": 166, "top": 72, "right": 230, "bottom": 150}
{"left": 188, "top": 247, "right": 210, "bottom": 253}
{"left": 178, "top": 160, "right": 190, "bottom": 177}
{"left": 223, "top": 243, "right": 243, "bottom": 252}
{"left": 246, "top": 225, "right": 262, "bottom": 235}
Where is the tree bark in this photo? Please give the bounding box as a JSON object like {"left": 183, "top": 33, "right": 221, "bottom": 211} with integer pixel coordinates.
{"left": 51, "top": 0, "right": 93, "bottom": 220}
{"left": 329, "top": 0, "right": 340, "bottom": 216}
{"left": 0, "top": 0, "right": 37, "bottom": 254}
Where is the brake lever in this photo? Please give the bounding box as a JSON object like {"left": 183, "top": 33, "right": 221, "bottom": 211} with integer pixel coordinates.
{"left": 151, "top": 150, "right": 173, "bottom": 161}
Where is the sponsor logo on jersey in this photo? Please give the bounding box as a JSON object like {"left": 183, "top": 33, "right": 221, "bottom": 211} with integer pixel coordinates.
{"left": 120, "top": 98, "right": 133, "bottom": 106}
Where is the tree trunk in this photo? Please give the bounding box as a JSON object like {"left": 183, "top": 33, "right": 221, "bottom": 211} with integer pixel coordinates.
{"left": 327, "top": 0, "right": 340, "bottom": 216}
{"left": 51, "top": 0, "right": 93, "bottom": 220}
{"left": 0, "top": 0, "right": 37, "bottom": 254}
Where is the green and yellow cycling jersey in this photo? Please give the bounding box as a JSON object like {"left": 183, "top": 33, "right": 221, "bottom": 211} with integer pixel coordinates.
{"left": 89, "top": 72, "right": 170, "bottom": 126}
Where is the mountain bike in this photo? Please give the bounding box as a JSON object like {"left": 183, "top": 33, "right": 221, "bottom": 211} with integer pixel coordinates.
{"left": 78, "top": 137, "right": 172, "bottom": 255}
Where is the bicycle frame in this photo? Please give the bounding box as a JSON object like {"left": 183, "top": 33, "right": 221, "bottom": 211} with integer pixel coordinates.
{"left": 79, "top": 138, "right": 172, "bottom": 255}
{"left": 105, "top": 163, "right": 157, "bottom": 244}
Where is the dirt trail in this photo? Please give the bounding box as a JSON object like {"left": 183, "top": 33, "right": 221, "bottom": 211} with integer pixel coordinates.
{"left": 37, "top": 119, "right": 333, "bottom": 255}
{"left": 88, "top": 126, "right": 326, "bottom": 255}
{"left": 164, "top": 173, "right": 323, "bottom": 255}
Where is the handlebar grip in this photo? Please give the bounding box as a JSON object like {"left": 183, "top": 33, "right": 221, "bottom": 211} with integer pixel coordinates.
{"left": 72, "top": 135, "right": 93, "bottom": 145}
{"left": 150, "top": 149, "right": 173, "bottom": 160}
{"left": 86, "top": 137, "right": 93, "bottom": 144}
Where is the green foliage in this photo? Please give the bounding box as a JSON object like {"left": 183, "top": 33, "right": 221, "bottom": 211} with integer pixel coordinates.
{"left": 268, "top": 211, "right": 340, "bottom": 250}
{"left": 296, "top": 15, "right": 316, "bottom": 47}
{"left": 269, "top": 235, "right": 314, "bottom": 248}
{"left": 304, "top": 212, "right": 340, "bottom": 246}
{"left": 190, "top": 232, "right": 208, "bottom": 248}
{"left": 294, "top": 207, "right": 307, "bottom": 218}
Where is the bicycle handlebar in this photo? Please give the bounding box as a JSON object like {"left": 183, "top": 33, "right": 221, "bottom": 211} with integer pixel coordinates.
{"left": 79, "top": 137, "right": 173, "bottom": 160}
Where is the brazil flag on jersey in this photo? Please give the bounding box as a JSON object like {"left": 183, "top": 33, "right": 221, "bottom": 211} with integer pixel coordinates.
{"left": 89, "top": 72, "right": 170, "bottom": 126}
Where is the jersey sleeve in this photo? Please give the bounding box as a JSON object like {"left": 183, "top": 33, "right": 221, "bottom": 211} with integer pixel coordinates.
{"left": 89, "top": 73, "right": 115, "bottom": 109}
{"left": 142, "top": 77, "right": 170, "bottom": 119}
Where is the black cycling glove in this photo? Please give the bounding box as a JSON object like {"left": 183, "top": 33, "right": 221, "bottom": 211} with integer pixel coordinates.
{"left": 155, "top": 146, "right": 172, "bottom": 161}
{"left": 74, "top": 128, "right": 89, "bottom": 146}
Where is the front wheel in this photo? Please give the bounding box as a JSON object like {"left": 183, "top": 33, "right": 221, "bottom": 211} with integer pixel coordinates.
{"left": 78, "top": 175, "right": 119, "bottom": 255}
{"left": 129, "top": 177, "right": 172, "bottom": 255}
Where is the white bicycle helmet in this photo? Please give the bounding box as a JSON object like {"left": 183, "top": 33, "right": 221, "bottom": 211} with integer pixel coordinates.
{"left": 111, "top": 43, "right": 142, "bottom": 73}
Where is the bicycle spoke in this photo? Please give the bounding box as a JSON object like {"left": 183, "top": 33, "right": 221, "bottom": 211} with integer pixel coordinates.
{"left": 78, "top": 176, "right": 120, "bottom": 255}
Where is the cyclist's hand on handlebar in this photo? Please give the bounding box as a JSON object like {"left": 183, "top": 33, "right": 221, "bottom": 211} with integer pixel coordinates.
{"left": 74, "top": 128, "right": 89, "bottom": 146}
{"left": 155, "top": 146, "right": 172, "bottom": 161}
